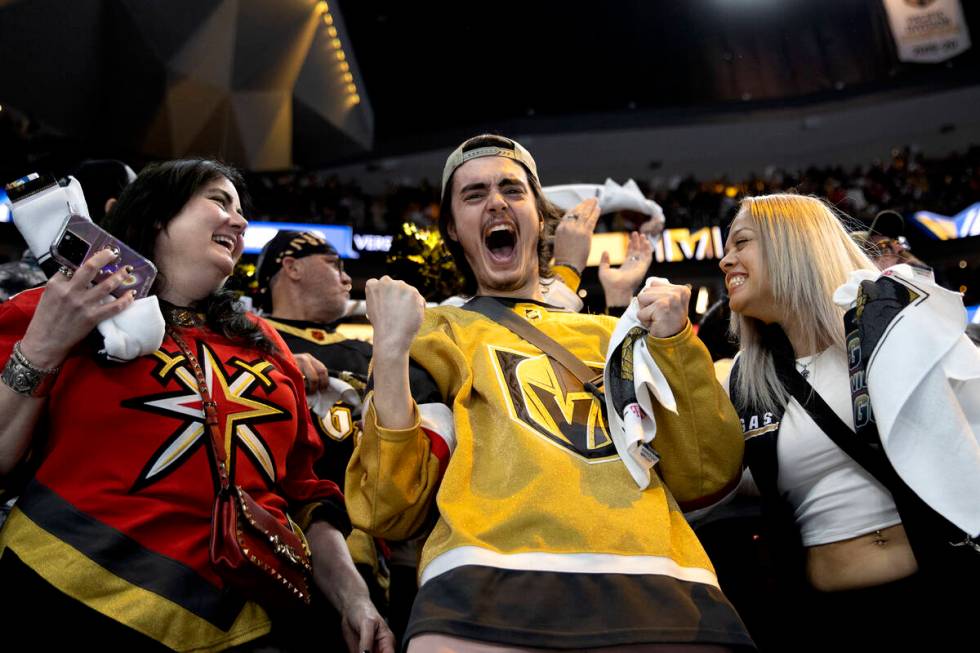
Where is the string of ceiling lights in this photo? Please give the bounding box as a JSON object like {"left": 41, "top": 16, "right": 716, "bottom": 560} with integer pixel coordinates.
{"left": 315, "top": 1, "right": 360, "bottom": 107}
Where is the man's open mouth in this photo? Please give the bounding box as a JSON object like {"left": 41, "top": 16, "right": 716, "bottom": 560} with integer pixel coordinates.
{"left": 483, "top": 223, "right": 517, "bottom": 262}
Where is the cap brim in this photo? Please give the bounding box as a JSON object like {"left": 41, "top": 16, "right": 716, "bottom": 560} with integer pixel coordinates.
{"left": 868, "top": 211, "right": 904, "bottom": 239}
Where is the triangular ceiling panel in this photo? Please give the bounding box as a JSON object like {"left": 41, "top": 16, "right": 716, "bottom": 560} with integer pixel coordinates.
{"left": 232, "top": 0, "right": 317, "bottom": 92}
{"left": 292, "top": 5, "right": 373, "bottom": 151}
{"left": 293, "top": 97, "right": 371, "bottom": 165}
{"left": 184, "top": 96, "right": 237, "bottom": 162}
{"left": 117, "top": 0, "right": 228, "bottom": 63}
{"left": 168, "top": 0, "right": 238, "bottom": 89}
{"left": 231, "top": 91, "right": 292, "bottom": 170}
{"left": 141, "top": 103, "right": 175, "bottom": 159}
{"left": 164, "top": 76, "right": 229, "bottom": 154}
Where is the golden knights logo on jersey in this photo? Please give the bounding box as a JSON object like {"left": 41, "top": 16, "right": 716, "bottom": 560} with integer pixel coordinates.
{"left": 308, "top": 370, "right": 366, "bottom": 443}
{"left": 489, "top": 344, "right": 616, "bottom": 461}
{"left": 314, "top": 405, "right": 355, "bottom": 442}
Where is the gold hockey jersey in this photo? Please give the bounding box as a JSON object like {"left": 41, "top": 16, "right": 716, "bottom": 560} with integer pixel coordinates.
{"left": 346, "top": 299, "right": 752, "bottom": 649}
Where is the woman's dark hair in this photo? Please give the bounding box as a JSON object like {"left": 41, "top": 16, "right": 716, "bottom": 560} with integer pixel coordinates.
{"left": 437, "top": 136, "right": 561, "bottom": 296}
{"left": 102, "top": 159, "right": 274, "bottom": 353}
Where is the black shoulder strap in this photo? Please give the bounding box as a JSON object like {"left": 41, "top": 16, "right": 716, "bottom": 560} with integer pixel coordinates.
{"left": 772, "top": 351, "right": 978, "bottom": 558}
{"left": 771, "top": 352, "right": 902, "bottom": 491}
{"left": 728, "top": 356, "right": 740, "bottom": 398}
{"left": 462, "top": 296, "right": 604, "bottom": 399}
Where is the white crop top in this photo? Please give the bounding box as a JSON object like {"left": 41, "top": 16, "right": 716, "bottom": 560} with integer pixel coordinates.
{"left": 776, "top": 346, "right": 901, "bottom": 546}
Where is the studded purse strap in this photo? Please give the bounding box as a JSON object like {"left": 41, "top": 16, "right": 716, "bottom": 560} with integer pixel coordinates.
{"left": 166, "top": 327, "right": 232, "bottom": 492}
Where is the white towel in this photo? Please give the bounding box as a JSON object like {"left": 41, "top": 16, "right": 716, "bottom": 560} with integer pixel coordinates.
{"left": 12, "top": 175, "right": 90, "bottom": 265}
{"left": 834, "top": 265, "right": 980, "bottom": 536}
{"left": 603, "top": 277, "right": 678, "bottom": 489}
{"left": 97, "top": 296, "right": 166, "bottom": 361}
{"left": 544, "top": 178, "right": 664, "bottom": 219}
{"left": 307, "top": 377, "right": 362, "bottom": 417}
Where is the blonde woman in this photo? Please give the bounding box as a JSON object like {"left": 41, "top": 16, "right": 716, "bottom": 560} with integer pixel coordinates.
{"left": 718, "top": 194, "right": 979, "bottom": 650}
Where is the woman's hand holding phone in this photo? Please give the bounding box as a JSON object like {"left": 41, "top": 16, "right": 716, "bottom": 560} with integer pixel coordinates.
{"left": 20, "top": 248, "right": 138, "bottom": 369}
{"left": 50, "top": 215, "right": 157, "bottom": 299}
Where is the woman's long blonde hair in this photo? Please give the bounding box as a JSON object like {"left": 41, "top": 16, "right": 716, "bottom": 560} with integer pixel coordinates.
{"left": 730, "top": 194, "right": 877, "bottom": 412}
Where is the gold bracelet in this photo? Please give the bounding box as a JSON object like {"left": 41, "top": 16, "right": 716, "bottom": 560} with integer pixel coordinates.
{"left": 1, "top": 341, "right": 61, "bottom": 398}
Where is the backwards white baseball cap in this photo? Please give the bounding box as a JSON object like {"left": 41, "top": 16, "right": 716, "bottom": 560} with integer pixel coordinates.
{"left": 441, "top": 134, "right": 539, "bottom": 199}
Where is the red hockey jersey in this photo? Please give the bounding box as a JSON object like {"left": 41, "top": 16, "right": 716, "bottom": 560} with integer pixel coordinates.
{"left": 0, "top": 288, "right": 346, "bottom": 651}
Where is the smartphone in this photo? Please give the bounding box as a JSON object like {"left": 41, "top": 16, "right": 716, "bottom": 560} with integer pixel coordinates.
{"left": 4, "top": 172, "right": 47, "bottom": 202}
{"left": 50, "top": 215, "right": 157, "bottom": 299}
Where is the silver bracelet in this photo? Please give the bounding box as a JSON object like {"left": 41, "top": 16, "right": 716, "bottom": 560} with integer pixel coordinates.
{"left": 1, "top": 341, "right": 61, "bottom": 398}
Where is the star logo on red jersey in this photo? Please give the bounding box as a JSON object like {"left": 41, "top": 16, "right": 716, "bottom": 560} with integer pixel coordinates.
{"left": 125, "top": 341, "right": 289, "bottom": 493}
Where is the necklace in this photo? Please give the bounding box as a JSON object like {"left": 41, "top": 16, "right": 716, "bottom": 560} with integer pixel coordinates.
{"left": 160, "top": 301, "right": 206, "bottom": 327}
{"left": 795, "top": 355, "right": 815, "bottom": 379}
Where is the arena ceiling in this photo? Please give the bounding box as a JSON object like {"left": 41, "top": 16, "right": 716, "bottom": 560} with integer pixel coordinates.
{"left": 0, "top": 0, "right": 978, "bottom": 172}
{"left": 338, "top": 0, "right": 980, "bottom": 156}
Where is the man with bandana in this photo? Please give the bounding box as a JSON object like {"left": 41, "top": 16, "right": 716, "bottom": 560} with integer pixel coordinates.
{"left": 255, "top": 231, "right": 395, "bottom": 642}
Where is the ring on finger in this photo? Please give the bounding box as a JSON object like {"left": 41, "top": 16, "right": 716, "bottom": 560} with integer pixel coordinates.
{"left": 58, "top": 266, "right": 74, "bottom": 280}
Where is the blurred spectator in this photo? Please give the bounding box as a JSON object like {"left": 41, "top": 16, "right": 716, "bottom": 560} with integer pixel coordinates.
{"left": 71, "top": 159, "right": 137, "bottom": 223}
{"left": 850, "top": 209, "right": 930, "bottom": 272}
{"left": 0, "top": 250, "right": 46, "bottom": 303}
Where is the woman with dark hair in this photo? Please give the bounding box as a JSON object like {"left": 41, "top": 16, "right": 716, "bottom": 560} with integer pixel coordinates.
{"left": 0, "top": 160, "right": 393, "bottom": 652}
{"left": 719, "top": 193, "right": 980, "bottom": 649}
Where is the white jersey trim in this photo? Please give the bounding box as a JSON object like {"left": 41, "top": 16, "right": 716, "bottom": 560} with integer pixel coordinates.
{"left": 419, "top": 546, "right": 719, "bottom": 589}
{"left": 419, "top": 402, "right": 457, "bottom": 454}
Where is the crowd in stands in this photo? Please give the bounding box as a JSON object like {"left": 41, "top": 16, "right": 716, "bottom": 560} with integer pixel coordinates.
{"left": 244, "top": 170, "right": 440, "bottom": 233}
{"left": 246, "top": 144, "right": 980, "bottom": 233}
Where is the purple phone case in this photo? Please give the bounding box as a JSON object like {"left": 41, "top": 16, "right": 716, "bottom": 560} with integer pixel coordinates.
{"left": 51, "top": 215, "right": 157, "bottom": 299}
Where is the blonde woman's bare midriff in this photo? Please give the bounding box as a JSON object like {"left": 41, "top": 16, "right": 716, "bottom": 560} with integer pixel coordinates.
{"left": 407, "top": 634, "right": 736, "bottom": 653}
{"left": 806, "top": 523, "right": 918, "bottom": 592}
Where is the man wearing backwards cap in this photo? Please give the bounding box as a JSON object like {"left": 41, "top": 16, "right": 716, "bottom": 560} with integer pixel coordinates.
{"left": 255, "top": 231, "right": 398, "bottom": 648}
{"left": 347, "top": 135, "right": 752, "bottom": 651}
